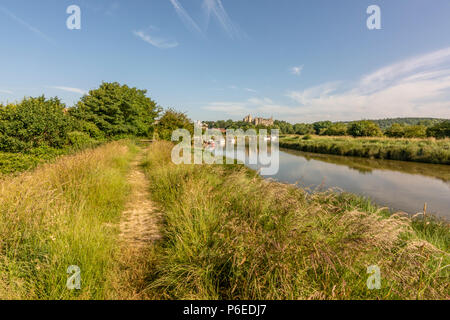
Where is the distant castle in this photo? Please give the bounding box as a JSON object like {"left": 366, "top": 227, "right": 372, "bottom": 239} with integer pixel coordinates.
{"left": 243, "top": 115, "right": 274, "bottom": 126}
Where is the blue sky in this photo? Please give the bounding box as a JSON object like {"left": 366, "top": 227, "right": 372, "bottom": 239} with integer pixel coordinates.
{"left": 0, "top": 0, "right": 450, "bottom": 122}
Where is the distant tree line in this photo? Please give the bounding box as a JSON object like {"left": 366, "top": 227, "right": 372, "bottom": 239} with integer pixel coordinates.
{"left": 206, "top": 118, "right": 450, "bottom": 139}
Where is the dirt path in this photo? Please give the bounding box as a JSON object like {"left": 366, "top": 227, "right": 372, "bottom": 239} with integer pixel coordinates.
{"left": 112, "top": 148, "right": 161, "bottom": 299}
{"left": 120, "top": 151, "right": 161, "bottom": 248}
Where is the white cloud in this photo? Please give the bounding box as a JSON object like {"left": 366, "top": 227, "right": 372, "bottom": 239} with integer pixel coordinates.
{"left": 169, "top": 0, "right": 203, "bottom": 35}
{"left": 244, "top": 88, "right": 257, "bottom": 93}
{"left": 0, "top": 6, "right": 55, "bottom": 44}
{"left": 0, "top": 89, "right": 13, "bottom": 94}
{"left": 202, "top": 0, "right": 242, "bottom": 39}
{"left": 50, "top": 86, "right": 87, "bottom": 95}
{"left": 203, "top": 47, "right": 450, "bottom": 122}
{"left": 133, "top": 30, "right": 179, "bottom": 49}
{"left": 290, "top": 65, "right": 304, "bottom": 76}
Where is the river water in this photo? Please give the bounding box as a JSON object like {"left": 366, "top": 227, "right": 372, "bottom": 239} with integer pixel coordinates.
{"left": 213, "top": 146, "right": 450, "bottom": 219}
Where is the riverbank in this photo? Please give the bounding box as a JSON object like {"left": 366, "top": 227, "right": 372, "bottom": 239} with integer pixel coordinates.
{"left": 279, "top": 135, "right": 450, "bottom": 165}
{"left": 142, "top": 141, "right": 449, "bottom": 300}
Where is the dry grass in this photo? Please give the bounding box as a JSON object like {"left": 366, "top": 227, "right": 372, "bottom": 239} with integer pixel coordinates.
{"left": 0, "top": 141, "right": 137, "bottom": 299}
{"left": 142, "top": 141, "right": 449, "bottom": 300}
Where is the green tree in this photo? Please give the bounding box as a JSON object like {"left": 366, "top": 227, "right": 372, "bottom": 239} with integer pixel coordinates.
{"left": 156, "top": 109, "right": 194, "bottom": 141}
{"left": 0, "top": 96, "right": 72, "bottom": 152}
{"left": 426, "top": 120, "right": 450, "bottom": 138}
{"left": 348, "top": 120, "right": 382, "bottom": 137}
{"left": 293, "top": 123, "right": 315, "bottom": 135}
{"left": 70, "top": 82, "right": 160, "bottom": 137}
{"left": 323, "top": 123, "right": 348, "bottom": 136}
{"left": 313, "top": 121, "right": 332, "bottom": 135}
{"left": 403, "top": 125, "right": 427, "bottom": 138}
{"left": 385, "top": 123, "right": 405, "bottom": 138}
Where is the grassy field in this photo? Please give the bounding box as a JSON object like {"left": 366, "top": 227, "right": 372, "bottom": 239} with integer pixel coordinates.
{"left": 0, "top": 141, "right": 138, "bottom": 299}
{"left": 142, "top": 141, "right": 449, "bottom": 300}
{"left": 279, "top": 135, "right": 450, "bottom": 165}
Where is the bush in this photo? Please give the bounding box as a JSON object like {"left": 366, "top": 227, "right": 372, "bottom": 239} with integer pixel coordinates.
{"left": 67, "top": 131, "right": 96, "bottom": 150}
{"left": 0, "top": 96, "right": 73, "bottom": 152}
{"left": 348, "top": 121, "right": 382, "bottom": 137}
{"left": 70, "top": 82, "right": 161, "bottom": 138}
{"left": 156, "top": 109, "right": 194, "bottom": 141}
{"left": 427, "top": 121, "right": 450, "bottom": 138}
{"left": 385, "top": 123, "right": 405, "bottom": 138}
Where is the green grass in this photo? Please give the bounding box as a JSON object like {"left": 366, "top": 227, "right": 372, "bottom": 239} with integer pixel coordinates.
{"left": 0, "top": 140, "right": 138, "bottom": 299}
{"left": 279, "top": 135, "right": 450, "bottom": 165}
{"left": 142, "top": 141, "right": 449, "bottom": 300}
{"left": 0, "top": 140, "right": 103, "bottom": 175}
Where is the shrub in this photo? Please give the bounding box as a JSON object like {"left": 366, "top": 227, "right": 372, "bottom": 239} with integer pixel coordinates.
{"left": 0, "top": 96, "right": 73, "bottom": 152}
{"left": 427, "top": 120, "right": 450, "bottom": 138}
{"left": 156, "top": 109, "right": 194, "bottom": 141}
{"left": 348, "top": 121, "right": 382, "bottom": 137}
{"left": 67, "top": 131, "right": 96, "bottom": 150}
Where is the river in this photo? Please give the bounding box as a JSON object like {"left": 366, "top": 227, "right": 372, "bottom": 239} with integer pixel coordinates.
{"left": 213, "top": 146, "right": 450, "bottom": 219}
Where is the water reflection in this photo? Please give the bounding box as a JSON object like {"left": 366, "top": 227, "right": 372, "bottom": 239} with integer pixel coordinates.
{"left": 213, "top": 146, "right": 450, "bottom": 218}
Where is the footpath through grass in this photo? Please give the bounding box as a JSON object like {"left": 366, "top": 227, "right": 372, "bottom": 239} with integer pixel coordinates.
{"left": 143, "top": 141, "right": 449, "bottom": 300}
{"left": 0, "top": 140, "right": 138, "bottom": 299}
{"left": 279, "top": 135, "right": 450, "bottom": 165}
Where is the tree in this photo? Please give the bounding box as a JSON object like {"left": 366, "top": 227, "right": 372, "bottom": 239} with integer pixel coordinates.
{"left": 293, "top": 123, "right": 315, "bottom": 135}
{"left": 70, "top": 82, "right": 161, "bottom": 137}
{"left": 323, "top": 123, "right": 348, "bottom": 136}
{"left": 0, "top": 96, "right": 73, "bottom": 152}
{"left": 348, "top": 120, "right": 382, "bottom": 137}
{"left": 385, "top": 123, "right": 405, "bottom": 138}
{"left": 156, "top": 109, "right": 193, "bottom": 141}
{"left": 426, "top": 121, "right": 450, "bottom": 138}
{"left": 313, "top": 121, "right": 332, "bottom": 135}
{"left": 403, "top": 125, "right": 427, "bottom": 138}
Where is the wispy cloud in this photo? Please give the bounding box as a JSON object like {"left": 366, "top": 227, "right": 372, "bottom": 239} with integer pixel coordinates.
{"left": 204, "top": 47, "right": 450, "bottom": 122}
{"left": 133, "top": 29, "right": 179, "bottom": 49}
{"left": 169, "top": 0, "right": 243, "bottom": 39}
{"left": 290, "top": 65, "right": 304, "bottom": 76}
{"left": 0, "top": 6, "right": 55, "bottom": 44}
{"left": 244, "top": 88, "right": 258, "bottom": 93}
{"left": 0, "top": 89, "right": 13, "bottom": 95}
{"left": 169, "top": 0, "right": 203, "bottom": 35}
{"left": 202, "top": 0, "right": 242, "bottom": 39}
{"left": 50, "top": 86, "right": 87, "bottom": 95}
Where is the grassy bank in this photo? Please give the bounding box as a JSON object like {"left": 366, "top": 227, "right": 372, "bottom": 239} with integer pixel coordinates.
{"left": 143, "top": 141, "right": 449, "bottom": 300}
{"left": 0, "top": 141, "right": 137, "bottom": 299}
{"left": 279, "top": 135, "right": 450, "bottom": 165}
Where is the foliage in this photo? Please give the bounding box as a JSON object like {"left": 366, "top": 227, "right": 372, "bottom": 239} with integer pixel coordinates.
{"left": 323, "top": 123, "right": 348, "bottom": 136}
{"left": 279, "top": 135, "right": 450, "bottom": 164}
{"left": 0, "top": 96, "right": 73, "bottom": 152}
{"left": 427, "top": 120, "right": 450, "bottom": 139}
{"left": 71, "top": 82, "right": 161, "bottom": 137}
{"left": 155, "top": 109, "right": 194, "bottom": 141}
{"left": 312, "top": 121, "right": 332, "bottom": 135}
{"left": 348, "top": 120, "right": 383, "bottom": 137}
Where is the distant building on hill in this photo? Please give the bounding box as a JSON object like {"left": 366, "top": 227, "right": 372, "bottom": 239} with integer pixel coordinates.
{"left": 243, "top": 114, "right": 274, "bottom": 126}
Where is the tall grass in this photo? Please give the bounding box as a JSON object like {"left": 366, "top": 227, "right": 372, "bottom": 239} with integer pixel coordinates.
{"left": 143, "top": 141, "right": 449, "bottom": 300}
{"left": 279, "top": 135, "right": 450, "bottom": 165}
{"left": 0, "top": 141, "right": 137, "bottom": 299}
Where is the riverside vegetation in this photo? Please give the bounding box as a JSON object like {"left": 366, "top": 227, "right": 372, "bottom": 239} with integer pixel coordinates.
{"left": 142, "top": 141, "right": 449, "bottom": 300}
{"left": 0, "top": 83, "right": 448, "bottom": 300}
{"left": 279, "top": 135, "right": 450, "bottom": 165}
